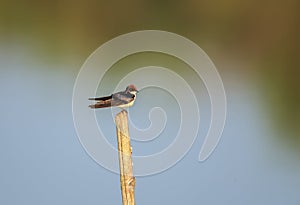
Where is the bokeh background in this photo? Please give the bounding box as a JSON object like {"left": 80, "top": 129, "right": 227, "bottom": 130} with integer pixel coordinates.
{"left": 1, "top": 1, "right": 299, "bottom": 204}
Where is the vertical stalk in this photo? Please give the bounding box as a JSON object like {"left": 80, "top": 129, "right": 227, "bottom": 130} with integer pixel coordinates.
{"left": 115, "top": 110, "right": 135, "bottom": 205}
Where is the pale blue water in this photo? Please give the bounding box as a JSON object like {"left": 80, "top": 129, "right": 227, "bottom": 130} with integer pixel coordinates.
{"left": 1, "top": 49, "right": 299, "bottom": 204}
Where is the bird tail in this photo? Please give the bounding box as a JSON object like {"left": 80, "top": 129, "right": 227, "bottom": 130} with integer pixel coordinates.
{"left": 88, "top": 95, "right": 112, "bottom": 101}
{"left": 88, "top": 103, "right": 112, "bottom": 109}
{"left": 88, "top": 94, "right": 113, "bottom": 109}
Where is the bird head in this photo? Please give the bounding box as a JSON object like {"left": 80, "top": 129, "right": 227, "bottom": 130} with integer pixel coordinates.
{"left": 126, "top": 84, "right": 138, "bottom": 94}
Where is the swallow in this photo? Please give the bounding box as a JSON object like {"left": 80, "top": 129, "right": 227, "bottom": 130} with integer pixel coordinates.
{"left": 88, "top": 84, "right": 138, "bottom": 109}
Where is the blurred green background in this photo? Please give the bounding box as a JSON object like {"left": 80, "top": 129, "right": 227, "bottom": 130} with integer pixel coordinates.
{"left": 1, "top": 0, "right": 299, "bottom": 139}
{"left": 1, "top": 0, "right": 299, "bottom": 204}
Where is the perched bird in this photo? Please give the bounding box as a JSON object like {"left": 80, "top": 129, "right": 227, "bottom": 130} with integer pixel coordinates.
{"left": 89, "top": 84, "right": 138, "bottom": 109}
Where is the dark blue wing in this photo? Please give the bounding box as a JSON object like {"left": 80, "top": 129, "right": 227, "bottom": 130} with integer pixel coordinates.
{"left": 111, "top": 92, "right": 135, "bottom": 106}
